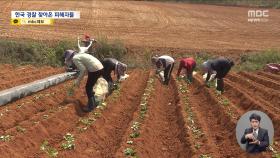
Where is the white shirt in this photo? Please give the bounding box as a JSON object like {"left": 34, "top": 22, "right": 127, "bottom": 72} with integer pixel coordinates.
{"left": 159, "top": 55, "right": 175, "bottom": 67}
{"left": 78, "top": 39, "right": 93, "bottom": 54}
{"left": 253, "top": 128, "right": 259, "bottom": 137}
{"left": 73, "top": 53, "right": 103, "bottom": 85}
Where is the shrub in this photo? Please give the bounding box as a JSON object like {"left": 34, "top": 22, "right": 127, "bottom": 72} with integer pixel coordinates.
{"left": 94, "top": 36, "right": 127, "bottom": 61}
{"left": 235, "top": 49, "right": 280, "bottom": 71}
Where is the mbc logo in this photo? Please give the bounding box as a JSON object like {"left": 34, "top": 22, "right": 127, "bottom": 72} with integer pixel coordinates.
{"left": 248, "top": 10, "right": 269, "bottom": 22}
{"left": 248, "top": 10, "right": 269, "bottom": 18}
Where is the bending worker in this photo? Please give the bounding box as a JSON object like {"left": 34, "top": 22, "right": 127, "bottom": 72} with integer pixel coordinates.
{"left": 151, "top": 55, "right": 175, "bottom": 85}
{"left": 177, "top": 57, "right": 196, "bottom": 83}
{"left": 101, "top": 58, "right": 127, "bottom": 92}
{"left": 64, "top": 50, "right": 104, "bottom": 112}
{"left": 202, "top": 57, "right": 234, "bottom": 92}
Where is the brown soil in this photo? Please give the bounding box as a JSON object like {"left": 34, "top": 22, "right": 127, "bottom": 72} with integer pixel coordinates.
{"left": 1, "top": 1, "right": 280, "bottom": 52}
{"left": 0, "top": 68, "right": 279, "bottom": 157}
{"left": 0, "top": 65, "right": 64, "bottom": 91}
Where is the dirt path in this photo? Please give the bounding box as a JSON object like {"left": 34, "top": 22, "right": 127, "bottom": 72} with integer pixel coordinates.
{"left": 56, "top": 69, "right": 149, "bottom": 158}
{"left": 0, "top": 65, "right": 64, "bottom": 91}
{"left": 120, "top": 77, "right": 193, "bottom": 158}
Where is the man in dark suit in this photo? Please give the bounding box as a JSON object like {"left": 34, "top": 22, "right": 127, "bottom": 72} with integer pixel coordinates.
{"left": 241, "top": 113, "right": 269, "bottom": 153}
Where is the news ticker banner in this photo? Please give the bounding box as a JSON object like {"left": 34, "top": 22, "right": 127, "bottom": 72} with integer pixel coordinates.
{"left": 11, "top": 11, "right": 80, "bottom": 25}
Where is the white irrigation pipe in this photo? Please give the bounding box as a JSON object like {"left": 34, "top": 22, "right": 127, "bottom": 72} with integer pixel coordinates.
{"left": 0, "top": 72, "right": 77, "bottom": 106}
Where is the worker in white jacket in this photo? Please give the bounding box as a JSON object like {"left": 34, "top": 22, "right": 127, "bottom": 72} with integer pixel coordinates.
{"left": 78, "top": 36, "right": 94, "bottom": 54}
{"left": 81, "top": 34, "right": 95, "bottom": 55}
{"left": 64, "top": 50, "right": 104, "bottom": 112}
{"left": 151, "top": 55, "right": 175, "bottom": 85}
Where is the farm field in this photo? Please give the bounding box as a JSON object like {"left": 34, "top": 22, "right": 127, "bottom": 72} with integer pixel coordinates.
{"left": 0, "top": 1, "right": 280, "bottom": 51}
{"left": 0, "top": 0, "right": 279, "bottom": 157}
{"left": 0, "top": 67, "right": 279, "bottom": 157}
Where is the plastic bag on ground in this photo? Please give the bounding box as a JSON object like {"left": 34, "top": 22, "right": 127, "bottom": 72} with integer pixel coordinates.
{"left": 265, "top": 63, "right": 280, "bottom": 73}
{"left": 119, "top": 74, "right": 129, "bottom": 82}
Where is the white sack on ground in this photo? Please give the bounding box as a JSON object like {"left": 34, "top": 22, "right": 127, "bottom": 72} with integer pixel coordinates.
{"left": 93, "top": 77, "right": 109, "bottom": 102}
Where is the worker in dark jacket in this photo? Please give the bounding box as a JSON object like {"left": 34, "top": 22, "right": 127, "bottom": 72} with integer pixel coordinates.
{"left": 202, "top": 57, "right": 234, "bottom": 92}
{"left": 101, "top": 58, "right": 127, "bottom": 92}
{"left": 177, "top": 57, "right": 196, "bottom": 83}
{"left": 151, "top": 55, "right": 175, "bottom": 85}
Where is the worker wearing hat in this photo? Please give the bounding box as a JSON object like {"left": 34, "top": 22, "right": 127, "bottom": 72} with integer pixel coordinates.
{"left": 151, "top": 55, "right": 175, "bottom": 85}
{"left": 202, "top": 57, "right": 234, "bottom": 92}
{"left": 101, "top": 58, "right": 127, "bottom": 93}
{"left": 80, "top": 34, "right": 95, "bottom": 55}
{"left": 177, "top": 57, "right": 196, "bottom": 83}
{"left": 64, "top": 50, "right": 104, "bottom": 112}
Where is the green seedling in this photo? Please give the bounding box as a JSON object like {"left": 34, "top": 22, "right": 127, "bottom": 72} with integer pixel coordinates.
{"left": 16, "top": 126, "right": 26, "bottom": 133}
{"left": 130, "top": 132, "right": 140, "bottom": 138}
{"left": 140, "top": 110, "right": 146, "bottom": 119}
{"left": 199, "top": 154, "right": 212, "bottom": 158}
{"left": 17, "top": 103, "right": 23, "bottom": 108}
{"left": 179, "top": 86, "right": 188, "bottom": 93}
{"left": 124, "top": 147, "right": 136, "bottom": 156}
{"left": 34, "top": 94, "right": 43, "bottom": 100}
{"left": 221, "top": 99, "right": 229, "bottom": 106}
{"left": 113, "top": 83, "right": 120, "bottom": 90}
{"left": 140, "top": 104, "right": 147, "bottom": 112}
{"left": 43, "top": 114, "right": 49, "bottom": 119}
{"left": 0, "top": 135, "right": 11, "bottom": 142}
{"left": 40, "top": 140, "right": 58, "bottom": 157}
{"left": 61, "top": 142, "right": 75, "bottom": 150}
{"left": 131, "top": 122, "right": 140, "bottom": 131}
{"left": 93, "top": 112, "right": 101, "bottom": 118}
{"left": 141, "top": 96, "right": 148, "bottom": 102}
{"left": 79, "top": 117, "right": 96, "bottom": 126}
{"left": 77, "top": 127, "right": 88, "bottom": 133}
{"left": 61, "top": 133, "right": 75, "bottom": 150}
{"left": 193, "top": 128, "right": 204, "bottom": 139}
{"left": 195, "top": 143, "right": 201, "bottom": 149}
